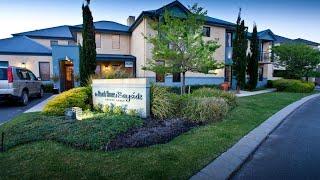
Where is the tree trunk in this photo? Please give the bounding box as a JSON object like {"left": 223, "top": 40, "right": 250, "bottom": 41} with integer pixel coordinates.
{"left": 181, "top": 72, "right": 186, "bottom": 95}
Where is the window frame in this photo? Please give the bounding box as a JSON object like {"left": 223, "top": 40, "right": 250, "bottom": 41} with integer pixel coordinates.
{"left": 50, "top": 40, "right": 58, "bottom": 46}
{"left": 38, "top": 62, "right": 50, "bottom": 81}
{"left": 172, "top": 73, "right": 181, "bottom": 82}
{"left": 95, "top": 33, "right": 101, "bottom": 48}
{"left": 203, "top": 26, "right": 211, "bottom": 37}
{"left": 258, "top": 67, "right": 264, "bottom": 81}
{"left": 112, "top": 34, "right": 120, "bottom": 49}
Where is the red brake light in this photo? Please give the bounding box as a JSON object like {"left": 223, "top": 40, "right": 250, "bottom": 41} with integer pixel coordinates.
{"left": 7, "top": 66, "right": 13, "bottom": 83}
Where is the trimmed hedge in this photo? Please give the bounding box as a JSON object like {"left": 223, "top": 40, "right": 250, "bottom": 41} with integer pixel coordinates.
{"left": 43, "top": 87, "right": 92, "bottom": 115}
{"left": 271, "top": 79, "right": 315, "bottom": 93}
{"left": 168, "top": 84, "right": 219, "bottom": 94}
{"left": 192, "top": 88, "right": 238, "bottom": 108}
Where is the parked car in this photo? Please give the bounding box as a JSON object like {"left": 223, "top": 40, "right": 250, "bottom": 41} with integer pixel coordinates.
{"left": 0, "top": 66, "right": 44, "bottom": 105}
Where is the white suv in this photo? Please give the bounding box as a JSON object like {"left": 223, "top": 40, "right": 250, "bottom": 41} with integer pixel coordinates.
{"left": 0, "top": 66, "right": 44, "bottom": 105}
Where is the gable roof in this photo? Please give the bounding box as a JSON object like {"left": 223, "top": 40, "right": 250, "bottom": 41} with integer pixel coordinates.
{"left": 0, "top": 36, "right": 52, "bottom": 55}
{"left": 293, "top": 38, "right": 320, "bottom": 46}
{"left": 12, "top": 25, "right": 74, "bottom": 40}
{"left": 274, "top": 34, "right": 293, "bottom": 44}
{"left": 257, "top": 29, "right": 276, "bottom": 41}
{"left": 73, "top": 21, "right": 130, "bottom": 34}
{"left": 130, "top": 0, "right": 236, "bottom": 31}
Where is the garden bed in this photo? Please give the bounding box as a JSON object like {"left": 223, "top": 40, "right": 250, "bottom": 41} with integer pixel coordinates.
{"left": 107, "top": 118, "right": 198, "bottom": 151}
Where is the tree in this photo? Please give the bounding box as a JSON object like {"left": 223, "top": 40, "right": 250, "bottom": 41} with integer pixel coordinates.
{"left": 246, "top": 23, "right": 259, "bottom": 90}
{"left": 232, "top": 9, "right": 248, "bottom": 93}
{"left": 273, "top": 43, "right": 320, "bottom": 80}
{"left": 80, "top": 0, "right": 96, "bottom": 86}
{"left": 143, "top": 4, "right": 223, "bottom": 94}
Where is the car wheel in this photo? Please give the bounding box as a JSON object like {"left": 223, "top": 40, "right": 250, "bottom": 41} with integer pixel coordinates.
{"left": 38, "top": 87, "right": 44, "bottom": 98}
{"left": 20, "top": 91, "right": 29, "bottom": 106}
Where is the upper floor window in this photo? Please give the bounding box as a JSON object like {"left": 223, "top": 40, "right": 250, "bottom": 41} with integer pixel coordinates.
{"left": 226, "top": 32, "right": 233, "bottom": 47}
{"left": 203, "top": 26, "right": 211, "bottom": 37}
{"left": 95, "top": 34, "right": 101, "bottom": 48}
{"left": 112, "top": 34, "right": 120, "bottom": 49}
{"left": 50, "top": 40, "right": 58, "bottom": 46}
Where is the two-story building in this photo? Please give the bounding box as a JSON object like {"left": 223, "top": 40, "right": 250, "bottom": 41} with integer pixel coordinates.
{"left": 0, "top": 0, "right": 276, "bottom": 91}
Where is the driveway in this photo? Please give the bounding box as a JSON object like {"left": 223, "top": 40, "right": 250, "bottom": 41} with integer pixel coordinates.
{"left": 0, "top": 94, "right": 52, "bottom": 125}
{"left": 232, "top": 96, "right": 320, "bottom": 180}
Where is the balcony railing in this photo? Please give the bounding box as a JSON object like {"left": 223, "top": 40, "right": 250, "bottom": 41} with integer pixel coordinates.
{"left": 259, "top": 51, "right": 272, "bottom": 63}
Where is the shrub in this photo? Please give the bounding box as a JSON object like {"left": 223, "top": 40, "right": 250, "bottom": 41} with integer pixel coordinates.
{"left": 272, "top": 79, "right": 315, "bottom": 93}
{"left": 151, "top": 85, "right": 175, "bottom": 120}
{"left": 113, "top": 106, "right": 125, "bottom": 115}
{"left": 43, "top": 87, "right": 92, "bottom": 115}
{"left": 192, "top": 88, "right": 238, "bottom": 108}
{"left": 182, "top": 97, "right": 229, "bottom": 123}
{"left": 42, "top": 83, "right": 54, "bottom": 93}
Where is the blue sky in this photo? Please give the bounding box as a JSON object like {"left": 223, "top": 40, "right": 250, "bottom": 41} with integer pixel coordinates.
{"left": 0, "top": 0, "right": 319, "bottom": 42}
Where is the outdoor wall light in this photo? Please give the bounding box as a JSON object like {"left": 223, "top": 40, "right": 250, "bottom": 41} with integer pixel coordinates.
{"left": 21, "top": 62, "right": 26, "bottom": 68}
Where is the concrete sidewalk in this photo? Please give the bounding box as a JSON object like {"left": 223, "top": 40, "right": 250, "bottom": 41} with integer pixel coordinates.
{"left": 190, "top": 93, "right": 320, "bottom": 180}
{"left": 235, "top": 89, "right": 277, "bottom": 97}
{"left": 24, "top": 95, "right": 57, "bottom": 113}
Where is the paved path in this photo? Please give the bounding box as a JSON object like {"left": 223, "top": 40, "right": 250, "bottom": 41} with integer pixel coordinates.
{"left": 232, "top": 95, "right": 320, "bottom": 180}
{"left": 235, "top": 89, "right": 276, "bottom": 97}
{"left": 0, "top": 94, "right": 52, "bottom": 125}
{"left": 24, "top": 95, "right": 56, "bottom": 113}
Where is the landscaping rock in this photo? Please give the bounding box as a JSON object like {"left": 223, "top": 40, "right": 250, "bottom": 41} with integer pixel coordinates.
{"left": 64, "top": 107, "right": 83, "bottom": 121}
{"left": 106, "top": 118, "right": 197, "bottom": 151}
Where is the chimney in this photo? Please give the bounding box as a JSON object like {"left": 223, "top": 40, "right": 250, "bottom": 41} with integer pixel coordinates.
{"left": 127, "top": 16, "right": 135, "bottom": 26}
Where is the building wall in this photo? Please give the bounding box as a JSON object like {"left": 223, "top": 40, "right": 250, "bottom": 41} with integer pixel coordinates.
{"left": 76, "top": 32, "right": 130, "bottom": 55}
{"left": 130, "top": 17, "right": 148, "bottom": 78}
{"left": 133, "top": 18, "right": 227, "bottom": 82}
{"left": 32, "top": 38, "right": 71, "bottom": 48}
{"left": 0, "top": 54, "right": 52, "bottom": 78}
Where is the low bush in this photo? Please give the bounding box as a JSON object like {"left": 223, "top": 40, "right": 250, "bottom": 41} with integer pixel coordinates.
{"left": 169, "top": 84, "right": 219, "bottom": 94}
{"left": 151, "top": 85, "right": 175, "bottom": 119}
{"left": 43, "top": 87, "right": 92, "bottom": 115}
{"left": 43, "top": 83, "right": 54, "bottom": 93}
{"left": 272, "top": 79, "right": 315, "bottom": 93}
{"left": 192, "top": 88, "right": 238, "bottom": 108}
{"left": 182, "top": 97, "right": 229, "bottom": 123}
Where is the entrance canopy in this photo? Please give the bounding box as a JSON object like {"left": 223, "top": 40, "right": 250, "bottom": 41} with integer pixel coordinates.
{"left": 96, "top": 54, "right": 136, "bottom": 62}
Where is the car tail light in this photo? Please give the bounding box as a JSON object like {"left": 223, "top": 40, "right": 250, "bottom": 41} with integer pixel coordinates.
{"left": 7, "top": 66, "right": 13, "bottom": 83}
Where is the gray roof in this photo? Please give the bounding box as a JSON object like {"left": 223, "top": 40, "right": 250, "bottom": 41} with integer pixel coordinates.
{"left": 274, "top": 35, "right": 293, "bottom": 44}
{"left": 293, "top": 38, "right": 320, "bottom": 46}
{"left": 0, "top": 36, "right": 51, "bottom": 55}
{"left": 13, "top": 25, "right": 73, "bottom": 39}
{"left": 74, "top": 21, "right": 130, "bottom": 33}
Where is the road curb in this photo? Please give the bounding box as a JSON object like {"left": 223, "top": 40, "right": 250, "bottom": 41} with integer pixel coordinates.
{"left": 190, "top": 93, "right": 320, "bottom": 180}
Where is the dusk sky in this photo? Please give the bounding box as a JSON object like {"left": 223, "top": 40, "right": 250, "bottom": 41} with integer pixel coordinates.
{"left": 0, "top": 0, "right": 319, "bottom": 42}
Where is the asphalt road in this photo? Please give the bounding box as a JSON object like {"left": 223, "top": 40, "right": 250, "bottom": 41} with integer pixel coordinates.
{"left": 0, "top": 94, "right": 51, "bottom": 125}
{"left": 232, "top": 96, "right": 320, "bottom": 180}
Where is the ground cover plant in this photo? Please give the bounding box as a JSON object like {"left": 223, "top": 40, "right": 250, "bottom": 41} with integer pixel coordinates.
{"left": 0, "top": 92, "right": 315, "bottom": 179}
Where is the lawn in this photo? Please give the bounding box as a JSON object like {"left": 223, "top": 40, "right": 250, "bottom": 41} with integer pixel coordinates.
{"left": 0, "top": 92, "right": 315, "bottom": 179}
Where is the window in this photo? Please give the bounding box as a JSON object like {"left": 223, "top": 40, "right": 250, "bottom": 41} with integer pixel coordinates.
{"left": 68, "top": 40, "right": 76, "bottom": 45}
{"left": 226, "top": 32, "right": 232, "bottom": 47}
{"left": 27, "top": 71, "right": 37, "bottom": 80}
{"left": 258, "top": 67, "right": 264, "bottom": 81}
{"left": 0, "top": 68, "right": 7, "bottom": 80}
{"left": 16, "top": 69, "right": 30, "bottom": 80}
{"left": 95, "top": 34, "right": 101, "bottom": 48}
{"left": 39, "top": 62, "right": 50, "bottom": 81}
{"left": 50, "top": 40, "right": 58, "bottom": 46}
{"left": 172, "top": 73, "right": 181, "bottom": 82}
{"left": 112, "top": 34, "right": 120, "bottom": 49}
{"left": 203, "top": 26, "right": 211, "bottom": 37}
{"left": 0, "top": 61, "right": 8, "bottom": 67}
{"left": 156, "top": 61, "right": 165, "bottom": 82}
